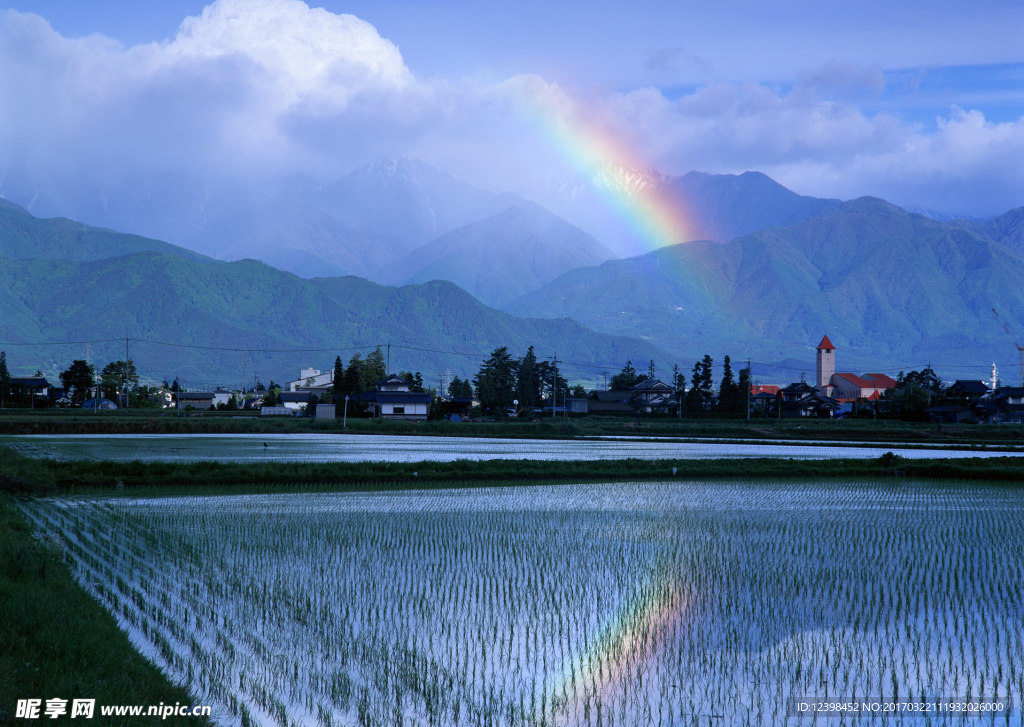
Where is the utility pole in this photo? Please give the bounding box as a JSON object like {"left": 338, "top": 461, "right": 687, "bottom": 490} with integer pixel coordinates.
{"left": 551, "top": 353, "right": 557, "bottom": 417}
{"left": 746, "top": 358, "right": 751, "bottom": 421}
{"left": 125, "top": 336, "right": 130, "bottom": 410}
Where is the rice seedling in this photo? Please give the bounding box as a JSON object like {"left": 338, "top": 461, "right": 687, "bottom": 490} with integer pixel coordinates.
{"left": 16, "top": 480, "right": 1024, "bottom": 725}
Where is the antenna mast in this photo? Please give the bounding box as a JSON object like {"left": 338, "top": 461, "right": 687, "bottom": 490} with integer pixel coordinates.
{"left": 992, "top": 308, "right": 1024, "bottom": 387}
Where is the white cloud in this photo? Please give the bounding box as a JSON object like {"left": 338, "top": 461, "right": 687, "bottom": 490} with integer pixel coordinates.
{"left": 0, "top": 2, "right": 1021, "bottom": 239}
{"left": 514, "top": 71, "right": 1023, "bottom": 216}
{"left": 166, "top": 0, "right": 412, "bottom": 107}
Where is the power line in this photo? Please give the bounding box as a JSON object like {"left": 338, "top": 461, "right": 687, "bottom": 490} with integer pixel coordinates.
{"left": 0, "top": 338, "right": 122, "bottom": 346}
{"left": 1, "top": 336, "right": 1017, "bottom": 382}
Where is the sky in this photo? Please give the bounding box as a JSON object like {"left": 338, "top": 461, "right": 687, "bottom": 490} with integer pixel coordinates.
{"left": 1, "top": 0, "right": 1022, "bottom": 228}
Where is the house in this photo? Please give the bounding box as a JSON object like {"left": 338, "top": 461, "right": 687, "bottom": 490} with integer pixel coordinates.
{"left": 213, "top": 388, "right": 234, "bottom": 408}
{"left": 948, "top": 380, "right": 989, "bottom": 401}
{"left": 828, "top": 372, "right": 899, "bottom": 400}
{"left": 991, "top": 387, "right": 1024, "bottom": 424}
{"left": 751, "top": 391, "right": 777, "bottom": 413}
{"left": 287, "top": 367, "right": 334, "bottom": 396}
{"left": 993, "top": 386, "right": 1024, "bottom": 406}
{"left": 779, "top": 381, "right": 840, "bottom": 418}
{"left": 926, "top": 405, "right": 976, "bottom": 424}
{"left": 10, "top": 376, "right": 50, "bottom": 406}
{"left": 174, "top": 392, "right": 215, "bottom": 410}
{"left": 815, "top": 335, "right": 897, "bottom": 401}
{"left": 363, "top": 374, "right": 430, "bottom": 420}
{"left": 82, "top": 398, "right": 118, "bottom": 410}
{"left": 630, "top": 379, "right": 678, "bottom": 414}
{"left": 588, "top": 390, "right": 634, "bottom": 414}
{"left": 278, "top": 391, "right": 314, "bottom": 413}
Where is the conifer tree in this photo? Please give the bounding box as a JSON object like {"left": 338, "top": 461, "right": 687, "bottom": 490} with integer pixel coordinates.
{"left": 0, "top": 351, "right": 10, "bottom": 408}
{"left": 515, "top": 346, "right": 541, "bottom": 407}
{"left": 474, "top": 347, "right": 517, "bottom": 415}
{"left": 737, "top": 363, "right": 752, "bottom": 418}
{"left": 60, "top": 360, "right": 96, "bottom": 405}
{"left": 332, "top": 356, "right": 344, "bottom": 402}
{"left": 343, "top": 353, "right": 363, "bottom": 395}
{"left": 718, "top": 355, "right": 740, "bottom": 413}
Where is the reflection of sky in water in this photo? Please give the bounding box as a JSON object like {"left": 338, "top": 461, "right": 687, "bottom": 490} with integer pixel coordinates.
{"left": 4, "top": 432, "right": 1024, "bottom": 463}
{"left": 30, "top": 481, "right": 1024, "bottom": 726}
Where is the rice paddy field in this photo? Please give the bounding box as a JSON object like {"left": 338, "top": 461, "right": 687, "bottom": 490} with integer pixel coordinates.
{"left": 15, "top": 480, "right": 1024, "bottom": 726}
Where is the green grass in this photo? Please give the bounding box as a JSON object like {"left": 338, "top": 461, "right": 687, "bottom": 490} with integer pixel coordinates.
{"left": 3, "top": 408, "right": 1024, "bottom": 446}
{"left": 0, "top": 495, "right": 211, "bottom": 725}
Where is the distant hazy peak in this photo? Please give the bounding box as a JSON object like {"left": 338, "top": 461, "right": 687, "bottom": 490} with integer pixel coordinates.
{"left": 591, "top": 163, "right": 667, "bottom": 196}
{"left": 825, "top": 196, "right": 910, "bottom": 217}
{"left": 346, "top": 157, "right": 458, "bottom": 185}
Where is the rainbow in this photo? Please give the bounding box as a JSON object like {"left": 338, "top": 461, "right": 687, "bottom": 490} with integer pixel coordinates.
{"left": 512, "top": 79, "right": 699, "bottom": 256}
{"left": 536, "top": 560, "right": 688, "bottom": 724}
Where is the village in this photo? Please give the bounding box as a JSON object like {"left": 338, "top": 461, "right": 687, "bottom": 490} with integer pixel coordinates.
{"left": 2, "top": 334, "right": 1022, "bottom": 425}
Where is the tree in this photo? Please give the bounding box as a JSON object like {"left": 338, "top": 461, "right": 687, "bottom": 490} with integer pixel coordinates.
{"left": 474, "top": 347, "right": 518, "bottom": 415}
{"left": 0, "top": 351, "right": 10, "bottom": 407}
{"left": 610, "top": 361, "right": 644, "bottom": 390}
{"left": 737, "top": 363, "right": 752, "bottom": 418}
{"left": 890, "top": 367, "right": 943, "bottom": 419}
{"left": 332, "top": 356, "right": 344, "bottom": 403}
{"left": 99, "top": 360, "right": 138, "bottom": 403}
{"left": 686, "top": 355, "right": 714, "bottom": 412}
{"left": 263, "top": 384, "right": 281, "bottom": 407}
{"left": 515, "top": 346, "right": 541, "bottom": 407}
{"left": 535, "top": 359, "right": 568, "bottom": 408}
{"left": 60, "top": 360, "right": 95, "bottom": 405}
{"left": 899, "top": 367, "right": 942, "bottom": 395}
{"left": 361, "top": 347, "right": 386, "bottom": 391}
{"left": 448, "top": 376, "right": 473, "bottom": 399}
{"left": 671, "top": 364, "right": 686, "bottom": 395}
{"left": 717, "top": 355, "right": 740, "bottom": 414}
{"left": 343, "top": 353, "right": 363, "bottom": 396}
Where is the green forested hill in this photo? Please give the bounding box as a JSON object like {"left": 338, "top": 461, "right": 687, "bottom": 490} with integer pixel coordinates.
{"left": 0, "top": 250, "right": 672, "bottom": 386}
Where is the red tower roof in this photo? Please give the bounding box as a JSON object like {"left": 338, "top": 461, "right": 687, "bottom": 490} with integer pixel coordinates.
{"left": 816, "top": 334, "right": 835, "bottom": 351}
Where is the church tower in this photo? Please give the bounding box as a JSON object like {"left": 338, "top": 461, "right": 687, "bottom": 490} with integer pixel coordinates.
{"left": 816, "top": 334, "right": 835, "bottom": 394}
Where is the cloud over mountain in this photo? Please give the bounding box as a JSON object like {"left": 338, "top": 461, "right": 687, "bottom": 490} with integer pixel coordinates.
{"left": 0, "top": 0, "right": 1021, "bottom": 240}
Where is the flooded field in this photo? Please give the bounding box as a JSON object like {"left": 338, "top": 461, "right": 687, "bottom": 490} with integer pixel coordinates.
{"left": 18, "top": 480, "right": 1023, "bottom": 726}
{"left": 4, "top": 432, "right": 1022, "bottom": 463}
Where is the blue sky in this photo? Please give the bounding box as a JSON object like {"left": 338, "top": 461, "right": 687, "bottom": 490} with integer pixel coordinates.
{"left": 1, "top": 0, "right": 1022, "bottom": 223}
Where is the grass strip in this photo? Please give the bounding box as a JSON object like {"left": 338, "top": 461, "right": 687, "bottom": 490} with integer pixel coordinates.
{"left": 0, "top": 495, "right": 211, "bottom": 725}
{"left": 3, "top": 445, "right": 1024, "bottom": 495}
{"left": 3, "top": 410, "right": 1024, "bottom": 446}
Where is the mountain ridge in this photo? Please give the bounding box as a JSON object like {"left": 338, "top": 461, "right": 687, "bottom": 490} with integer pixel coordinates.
{"left": 383, "top": 201, "right": 617, "bottom": 307}
{"left": 507, "top": 195, "right": 1024, "bottom": 374}
{"left": 0, "top": 217, "right": 674, "bottom": 384}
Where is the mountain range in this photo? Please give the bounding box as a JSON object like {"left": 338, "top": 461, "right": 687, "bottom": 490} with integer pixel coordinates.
{"left": 2, "top": 158, "right": 1023, "bottom": 387}
{"left": 0, "top": 199, "right": 669, "bottom": 387}
{"left": 541, "top": 165, "right": 842, "bottom": 250}
{"left": 508, "top": 197, "right": 1024, "bottom": 376}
